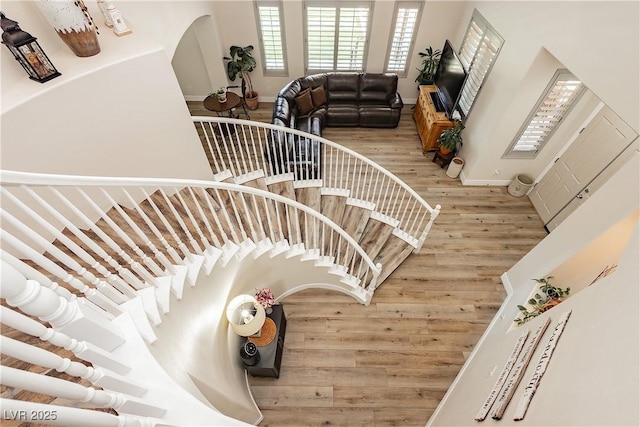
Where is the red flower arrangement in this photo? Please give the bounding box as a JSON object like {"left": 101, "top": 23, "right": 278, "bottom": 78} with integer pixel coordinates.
{"left": 255, "top": 287, "right": 275, "bottom": 309}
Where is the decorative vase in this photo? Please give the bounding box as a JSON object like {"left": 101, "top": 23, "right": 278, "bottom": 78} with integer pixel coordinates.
{"left": 217, "top": 91, "right": 227, "bottom": 103}
{"left": 37, "top": 0, "right": 100, "bottom": 57}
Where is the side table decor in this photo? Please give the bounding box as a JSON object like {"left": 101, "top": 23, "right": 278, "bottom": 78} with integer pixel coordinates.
{"left": 248, "top": 318, "right": 276, "bottom": 346}
{"left": 255, "top": 287, "right": 275, "bottom": 314}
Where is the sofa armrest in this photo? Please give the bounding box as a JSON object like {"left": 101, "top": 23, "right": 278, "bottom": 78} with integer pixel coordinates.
{"left": 388, "top": 92, "right": 404, "bottom": 109}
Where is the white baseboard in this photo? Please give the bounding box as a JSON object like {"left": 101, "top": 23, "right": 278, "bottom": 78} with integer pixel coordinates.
{"left": 459, "top": 171, "right": 511, "bottom": 187}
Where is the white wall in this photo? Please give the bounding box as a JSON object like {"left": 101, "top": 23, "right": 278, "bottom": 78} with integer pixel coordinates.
{"left": 428, "top": 153, "right": 640, "bottom": 426}
{"left": 456, "top": 1, "right": 640, "bottom": 183}
{"left": 1, "top": 1, "right": 212, "bottom": 180}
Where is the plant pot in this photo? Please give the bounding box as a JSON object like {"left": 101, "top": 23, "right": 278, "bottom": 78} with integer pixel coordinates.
{"left": 245, "top": 91, "right": 259, "bottom": 110}
{"left": 439, "top": 146, "right": 452, "bottom": 155}
{"left": 217, "top": 92, "right": 227, "bottom": 103}
{"left": 446, "top": 157, "right": 464, "bottom": 178}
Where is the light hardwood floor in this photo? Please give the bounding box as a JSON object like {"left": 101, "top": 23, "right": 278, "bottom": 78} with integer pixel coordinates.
{"left": 188, "top": 101, "right": 547, "bottom": 427}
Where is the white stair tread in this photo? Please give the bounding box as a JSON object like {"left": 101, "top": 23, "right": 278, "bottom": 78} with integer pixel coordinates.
{"left": 235, "top": 238, "right": 257, "bottom": 260}
{"left": 300, "top": 248, "right": 320, "bottom": 261}
{"left": 203, "top": 246, "right": 222, "bottom": 275}
{"left": 212, "top": 170, "right": 234, "bottom": 182}
{"left": 120, "top": 296, "right": 157, "bottom": 343}
{"left": 293, "top": 179, "right": 323, "bottom": 189}
{"left": 154, "top": 275, "right": 172, "bottom": 314}
{"left": 252, "top": 238, "right": 274, "bottom": 258}
{"left": 169, "top": 264, "right": 188, "bottom": 299}
{"left": 346, "top": 197, "right": 376, "bottom": 210}
{"left": 270, "top": 239, "right": 290, "bottom": 257}
{"left": 320, "top": 187, "right": 350, "bottom": 197}
{"left": 265, "top": 172, "right": 295, "bottom": 185}
{"left": 392, "top": 228, "right": 420, "bottom": 248}
{"left": 137, "top": 286, "right": 161, "bottom": 326}
{"left": 234, "top": 169, "right": 265, "bottom": 184}
{"left": 286, "top": 243, "right": 306, "bottom": 258}
{"left": 315, "top": 255, "right": 335, "bottom": 267}
{"left": 370, "top": 211, "right": 401, "bottom": 227}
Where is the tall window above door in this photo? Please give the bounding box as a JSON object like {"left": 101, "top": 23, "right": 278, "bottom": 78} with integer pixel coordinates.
{"left": 457, "top": 9, "right": 504, "bottom": 117}
{"left": 304, "top": 1, "right": 372, "bottom": 72}
{"left": 255, "top": 1, "right": 288, "bottom": 76}
{"left": 504, "top": 70, "right": 585, "bottom": 158}
{"left": 385, "top": 1, "right": 422, "bottom": 76}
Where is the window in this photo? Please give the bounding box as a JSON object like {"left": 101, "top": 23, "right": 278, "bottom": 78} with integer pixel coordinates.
{"left": 304, "top": 2, "right": 372, "bottom": 72}
{"left": 385, "top": 2, "right": 422, "bottom": 75}
{"left": 457, "top": 10, "right": 504, "bottom": 117}
{"left": 505, "top": 70, "right": 585, "bottom": 158}
{"left": 255, "top": 1, "right": 288, "bottom": 75}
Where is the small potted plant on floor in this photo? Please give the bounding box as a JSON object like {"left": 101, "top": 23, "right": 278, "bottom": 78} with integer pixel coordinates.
{"left": 437, "top": 120, "right": 464, "bottom": 155}
{"left": 415, "top": 46, "right": 441, "bottom": 85}
{"left": 224, "top": 45, "right": 258, "bottom": 110}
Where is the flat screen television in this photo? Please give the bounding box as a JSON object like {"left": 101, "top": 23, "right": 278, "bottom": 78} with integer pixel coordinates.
{"left": 433, "top": 40, "right": 468, "bottom": 120}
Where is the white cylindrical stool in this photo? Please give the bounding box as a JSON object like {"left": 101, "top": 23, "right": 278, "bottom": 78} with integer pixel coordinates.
{"left": 507, "top": 174, "right": 534, "bottom": 197}
{"left": 446, "top": 157, "right": 464, "bottom": 178}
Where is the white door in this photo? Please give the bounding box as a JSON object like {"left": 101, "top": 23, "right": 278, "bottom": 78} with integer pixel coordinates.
{"left": 530, "top": 106, "right": 637, "bottom": 226}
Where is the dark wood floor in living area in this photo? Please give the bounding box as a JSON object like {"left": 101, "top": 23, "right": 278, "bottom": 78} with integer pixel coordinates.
{"left": 187, "top": 101, "right": 548, "bottom": 427}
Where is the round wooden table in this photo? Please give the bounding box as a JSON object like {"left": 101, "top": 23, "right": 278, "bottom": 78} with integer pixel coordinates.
{"left": 203, "top": 92, "right": 249, "bottom": 119}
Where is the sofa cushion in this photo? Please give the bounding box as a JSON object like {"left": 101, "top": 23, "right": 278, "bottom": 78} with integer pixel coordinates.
{"left": 327, "top": 104, "right": 359, "bottom": 127}
{"left": 360, "top": 73, "right": 398, "bottom": 103}
{"left": 294, "top": 88, "right": 314, "bottom": 116}
{"left": 311, "top": 86, "right": 327, "bottom": 108}
{"left": 327, "top": 73, "right": 360, "bottom": 102}
{"left": 359, "top": 106, "right": 402, "bottom": 127}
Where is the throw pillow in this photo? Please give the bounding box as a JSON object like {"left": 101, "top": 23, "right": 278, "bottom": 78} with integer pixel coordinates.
{"left": 294, "top": 89, "right": 314, "bottom": 116}
{"left": 311, "top": 85, "right": 327, "bottom": 107}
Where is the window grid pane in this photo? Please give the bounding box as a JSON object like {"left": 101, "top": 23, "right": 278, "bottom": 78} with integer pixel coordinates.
{"left": 258, "top": 5, "right": 285, "bottom": 70}
{"left": 336, "top": 7, "right": 369, "bottom": 70}
{"left": 307, "top": 6, "right": 337, "bottom": 70}
{"left": 386, "top": 6, "right": 419, "bottom": 72}
{"left": 457, "top": 11, "right": 503, "bottom": 116}
{"left": 511, "top": 74, "right": 585, "bottom": 153}
{"left": 305, "top": 2, "right": 371, "bottom": 72}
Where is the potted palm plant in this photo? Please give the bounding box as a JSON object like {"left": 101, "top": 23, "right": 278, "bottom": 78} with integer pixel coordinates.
{"left": 415, "top": 46, "right": 441, "bottom": 85}
{"left": 224, "top": 45, "right": 259, "bottom": 110}
{"left": 437, "top": 120, "right": 464, "bottom": 155}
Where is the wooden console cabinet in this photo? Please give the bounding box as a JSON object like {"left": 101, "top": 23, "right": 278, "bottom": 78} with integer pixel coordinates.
{"left": 244, "top": 305, "right": 286, "bottom": 378}
{"left": 413, "top": 85, "right": 454, "bottom": 153}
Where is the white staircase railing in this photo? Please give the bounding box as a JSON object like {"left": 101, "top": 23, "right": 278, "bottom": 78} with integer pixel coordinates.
{"left": 193, "top": 117, "right": 441, "bottom": 250}
{"left": 0, "top": 169, "right": 382, "bottom": 425}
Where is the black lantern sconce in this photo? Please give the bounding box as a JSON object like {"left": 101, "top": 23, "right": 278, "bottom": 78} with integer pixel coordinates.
{"left": 1, "top": 12, "right": 60, "bottom": 83}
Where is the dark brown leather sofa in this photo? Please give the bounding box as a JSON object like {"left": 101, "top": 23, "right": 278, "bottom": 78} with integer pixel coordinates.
{"left": 271, "top": 72, "right": 403, "bottom": 136}
{"left": 267, "top": 73, "right": 402, "bottom": 179}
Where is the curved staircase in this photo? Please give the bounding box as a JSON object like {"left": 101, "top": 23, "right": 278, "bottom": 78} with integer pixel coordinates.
{"left": 0, "top": 119, "right": 440, "bottom": 425}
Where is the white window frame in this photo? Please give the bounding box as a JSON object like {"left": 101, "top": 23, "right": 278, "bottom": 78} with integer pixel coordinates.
{"left": 303, "top": 1, "right": 373, "bottom": 73}
{"left": 504, "top": 70, "right": 586, "bottom": 159}
{"left": 384, "top": 1, "right": 423, "bottom": 76}
{"left": 457, "top": 9, "right": 504, "bottom": 118}
{"left": 255, "top": 1, "right": 288, "bottom": 76}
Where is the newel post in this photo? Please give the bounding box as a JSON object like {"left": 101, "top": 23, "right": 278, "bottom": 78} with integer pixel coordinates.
{"left": 1, "top": 260, "right": 125, "bottom": 351}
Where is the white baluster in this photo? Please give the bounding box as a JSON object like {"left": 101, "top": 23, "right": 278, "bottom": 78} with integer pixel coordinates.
{"left": 196, "top": 188, "right": 230, "bottom": 245}
{"left": 77, "top": 188, "right": 162, "bottom": 285}
{"left": 0, "top": 398, "right": 156, "bottom": 427}
{"left": 1, "top": 230, "right": 122, "bottom": 316}
{"left": 158, "top": 189, "right": 203, "bottom": 255}
{"left": 50, "top": 187, "right": 148, "bottom": 290}
{"left": 0, "top": 197, "right": 127, "bottom": 305}
{"left": 1, "top": 250, "right": 74, "bottom": 300}
{"left": 0, "top": 366, "right": 166, "bottom": 417}
{"left": 140, "top": 188, "right": 195, "bottom": 262}
{"left": 122, "top": 189, "right": 183, "bottom": 266}
{"left": 198, "top": 121, "right": 222, "bottom": 173}
{"left": 207, "top": 188, "right": 244, "bottom": 243}
{"left": 173, "top": 187, "right": 212, "bottom": 250}
{"left": 1, "top": 261, "right": 124, "bottom": 351}
{"left": 186, "top": 187, "right": 223, "bottom": 248}
{"left": 416, "top": 204, "right": 441, "bottom": 252}
{"left": 21, "top": 186, "right": 139, "bottom": 297}
{"left": 1, "top": 336, "right": 146, "bottom": 396}
{"left": 99, "top": 188, "right": 172, "bottom": 276}
{"left": 0, "top": 306, "right": 129, "bottom": 374}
